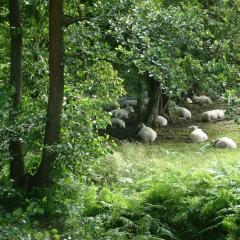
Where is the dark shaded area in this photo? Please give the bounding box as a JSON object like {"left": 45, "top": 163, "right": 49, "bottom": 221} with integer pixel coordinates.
{"left": 99, "top": 125, "right": 140, "bottom": 140}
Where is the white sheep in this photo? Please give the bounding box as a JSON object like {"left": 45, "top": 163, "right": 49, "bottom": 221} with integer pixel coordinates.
{"left": 123, "top": 99, "right": 138, "bottom": 107}
{"left": 155, "top": 116, "right": 168, "bottom": 127}
{"left": 186, "top": 98, "right": 193, "bottom": 104}
{"left": 143, "top": 98, "right": 149, "bottom": 105}
{"left": 201, "top": 109, "right": 225, "bottom": 122}
{"left": 111, "top": 118, "right": 125, "bottom": 128}
{"left": 138, "top": 123, "right": 157, "bottom": 143}
{"left": 175, "top": 106, "right": 191, "bottom": 119}
{"left": 236, "top": 107, "right": 240, "bottom": 115}
{"left": 118, "top": 96, "right": 128, "bottom": 107}
{"left": 189, "top": 125, "right": 208, "bottom": 143}
{"left": 192, "top": 95, "right": 213, "bottom": 105}
{"left": 110, "top": 106, "right": 134, "bottom": 119}
{"left": 216, "top": 109, "right": 225, "bottom": 120}
{"left": 212, "top": 137, "right": 237, "bottom": 149}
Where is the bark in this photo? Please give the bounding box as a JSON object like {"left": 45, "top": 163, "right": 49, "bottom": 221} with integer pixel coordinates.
{"left": 31, "top": 0, "right": 64, "bottom": 187}
{"left": 137, "top": 97, "right": 144, "bottom": 124}
{"left": 136, "top": 77, "right": 144, "bottom": 124}
{"left": 9, "top": 0, "right": 25, "bottom": 186}
{"left": 158, "top": 93, "right": 170, "bottom": 116}
{"left": 144, "top": 74, "right": 162, "bottom": 127}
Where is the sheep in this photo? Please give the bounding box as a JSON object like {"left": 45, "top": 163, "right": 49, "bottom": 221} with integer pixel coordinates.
{"left": 186, "top": 98, "right": 193, "bottom": 104}
{"left": 189, "top": 125, "right": 208, "bottom": 143}
{"left": 137, "top": 123, "right": 157, "bottom": 143}
{"left": 123, "top": 99, "right": 138, "bottom": 107}
{"left": 192, "top": 95, "right": 213, "bottom": 105}
{"left": 236, "top": 107, "right": 240, "bottom": 115}
{"left": 155, "top": 115, "right": 168, "bottom": 127}
{"left": 216, "top": 109, "right": 225, "bottom": 120}
{"left": 201, "top": 109, "right": 225, "bottom": 122}
{"left": 175, "top": 106, "right": 191, "bottom": 119}
{"left": 118, "top": 96, "right": 128, "bottom": 107}
{"left": 124, "top": 98, "right": 149, "bottom": 108}
{"left": 110, "top": 106, "right": 134, "bottom": 119}
{"left": 143, "top": 98, "right": 149, "bottom": 105}
{"left": 111, "top": 118, "right": 125, "bottom": 128}
{"left": 212, "top": 137, "right": 237, "bottom": 149}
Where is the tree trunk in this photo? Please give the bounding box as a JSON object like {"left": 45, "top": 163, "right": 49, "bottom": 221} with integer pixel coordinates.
{"left": 9, "top": 0, "right": 25, "bottom": 187}
{"left": 31, "top": 0, "right": 64, "bottom": 187}
{"left": 136, "top": 77, "right": 144, "bottom": 124}
{"left": 144, "top": 74, "right": 162, "bottom": 127}
{"left": 158, "top": 92, "right": 170, "bottom": 116}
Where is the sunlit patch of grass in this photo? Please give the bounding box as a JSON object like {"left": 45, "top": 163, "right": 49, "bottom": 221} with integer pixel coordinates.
{"left": 110, "top": 115, "right": 240, "bottom": 182}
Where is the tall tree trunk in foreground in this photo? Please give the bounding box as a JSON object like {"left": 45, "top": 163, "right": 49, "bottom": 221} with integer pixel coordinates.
{"left": 9, "top": 0, "right": 25, "bottom": 186}
{"left": 32, "top": 0, "right": 64, "bottom": 187}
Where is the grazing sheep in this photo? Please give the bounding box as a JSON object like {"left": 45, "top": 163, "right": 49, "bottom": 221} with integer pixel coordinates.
{"left": 212, "top": 137, "right": 237, "bottom": 149}
{"left": 138, "top": 123, "right": 157, "bottom": 143}
{"left": 111, "top": 118, "right": 125, "bottom": 128}
{"left": 192, "top": 95, "right": 213, "bottom": 105}
{"left": 189, "top": 125, "right": 208, "bottom": 143}
{"left": 155, "top": 116, "right": 168, "bottom": 127}
{"left": 175, "top": 106, "right": 191, "bottom": 119}
{"left": 201, "top": 109, "right": 225, "bottom": 122}
{"left": 123, "top": 99, "right": 138, "bottom": 107}
{"left": 110, "top": 106, "right": 134, "bottom": 119}
{"left": 186, "top": 98, "right": 193, "bottom": 104}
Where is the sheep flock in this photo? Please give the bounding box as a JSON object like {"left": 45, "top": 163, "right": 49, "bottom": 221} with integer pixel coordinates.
{"left": 107, "top": 93, "right": 237, "bottom": 149}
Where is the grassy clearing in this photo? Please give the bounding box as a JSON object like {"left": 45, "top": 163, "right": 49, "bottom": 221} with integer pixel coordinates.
{"left": 110, "top": 104, "right": 240, "bottom": 182}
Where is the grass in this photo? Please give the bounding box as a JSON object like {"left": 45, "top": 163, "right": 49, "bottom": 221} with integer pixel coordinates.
{"left": 1, "top": 103, "right": 240, "bottom": 240}
{"left": 109, "top": 103, "right": 240, "bottom": 182}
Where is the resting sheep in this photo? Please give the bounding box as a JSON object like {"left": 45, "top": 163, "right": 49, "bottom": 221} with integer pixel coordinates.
{"left": 118, "top": 96, "right": 128, "bottom": 107}
{"left": 175, "top": 106, "right": 191, "bottom": 119}
{"left": 189, "top": 125, "right": 208, "bottom": 143}
{"left": 201, "top": 109, "right": 225, "bottom": 122}
{"left": 123, "top": 99, "right": 138, "bottom": 107}
{"left": 212, "top": 137, "right": 237, "bottom": 149}
{"left": 155, "top": 116, "right": 168, "bottom": 127}
{"left": 110, "top": 106, "right": 134, "bottom": 119}
{"left": 138, "top": 123, "right": 157, "bottom": 143}
{"left": 192, "top": 95, "right": 213, "bottom": 105}
{"left": 111, "top": 118, "right": 125, "bottom": 128}
{"left": 186, "top": 98, "right": 193, "bottom": 104}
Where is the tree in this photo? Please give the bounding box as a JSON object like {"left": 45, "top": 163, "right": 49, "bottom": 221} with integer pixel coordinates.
{"left": 31, "top": 0, "right": 64, "bottom": 187}
{"left": 9, "top": 0, "right": 24, "bottom": 187}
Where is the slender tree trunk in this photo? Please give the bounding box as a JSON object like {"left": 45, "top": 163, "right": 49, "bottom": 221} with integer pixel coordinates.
{"left": 31, "top": 0, "right": 64, "bottom": 187}
{"left": 136, "top": 77, "right": 144, "bottom": 124}
{"left": 158, "top": 93, "right": 170, "bottom": 116}
{"left": 9, "top": 0, "right": 25, "bottom": 187}
{"left": 144, "top": 74, "right": 162, "bottom": 127}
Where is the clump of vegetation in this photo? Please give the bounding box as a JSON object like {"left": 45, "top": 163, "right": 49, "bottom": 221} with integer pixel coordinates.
{"left": 1, "top": 0, "right": 240, "bottom": 239}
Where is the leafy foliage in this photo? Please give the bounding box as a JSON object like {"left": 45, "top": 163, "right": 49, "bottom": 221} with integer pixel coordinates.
{"left": 1, "top": 0, "right": 240, "bottom": 239}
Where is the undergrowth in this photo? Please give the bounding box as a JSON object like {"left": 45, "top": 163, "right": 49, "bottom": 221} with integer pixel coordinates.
{"left": 1, "top": 115, "right": 240, "bottom": 239}
{"left": 1, "top": 161, "right": 240, "bottom": 240}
